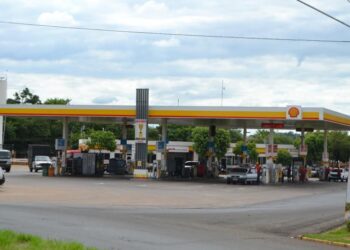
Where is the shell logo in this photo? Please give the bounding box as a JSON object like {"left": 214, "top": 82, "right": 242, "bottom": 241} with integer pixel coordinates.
{"left": 288, "top": 107, "right": 300, "bottom": 118}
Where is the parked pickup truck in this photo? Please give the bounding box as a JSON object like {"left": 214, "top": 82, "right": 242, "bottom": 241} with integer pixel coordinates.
{"left": 226, "top": 167, "right": 258, "bottom": 185}
{"left": 32, "top": 155, "right": 52, "bottom": 172}
{"left": 27, "top": 144, "right": 51, "bottom": 172}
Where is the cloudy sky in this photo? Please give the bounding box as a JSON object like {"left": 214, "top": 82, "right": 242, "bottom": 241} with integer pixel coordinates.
{"left": 0, "top": 0, "right": 350, "bottom": 113}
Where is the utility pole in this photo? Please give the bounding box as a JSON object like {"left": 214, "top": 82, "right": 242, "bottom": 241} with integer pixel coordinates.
{"left": 221, "top": 81, "right": 225, "bottom": 106}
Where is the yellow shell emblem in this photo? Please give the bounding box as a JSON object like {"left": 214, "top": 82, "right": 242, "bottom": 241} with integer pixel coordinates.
{"left": 288, "top": 107, "right": 300, "bottom": 118}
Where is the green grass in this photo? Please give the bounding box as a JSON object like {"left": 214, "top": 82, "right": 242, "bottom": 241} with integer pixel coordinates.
{"left": 304, "top": 226, "right": 350, "bottom": 244}
{"left": 0, "top": 230, "right": 98, "bottom": 250}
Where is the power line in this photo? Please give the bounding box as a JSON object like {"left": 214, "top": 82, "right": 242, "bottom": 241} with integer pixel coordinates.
{"left": 0, "top": 20, "right": 349, "bottom": 44}
{"left": 297, "top": 0, "right": 350, "bottom": 29}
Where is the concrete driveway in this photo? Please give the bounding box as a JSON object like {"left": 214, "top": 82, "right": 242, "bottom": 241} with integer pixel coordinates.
{"left": 0, "top": 166, "right": 347, "bottom": 250}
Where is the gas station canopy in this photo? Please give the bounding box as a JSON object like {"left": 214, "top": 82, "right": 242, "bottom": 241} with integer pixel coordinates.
{"left": 0, "top": 104, "right": 349, "bottom": 130}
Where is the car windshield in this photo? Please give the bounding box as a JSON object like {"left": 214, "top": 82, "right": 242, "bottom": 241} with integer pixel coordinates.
{"left": 230, "top": 168, "right": 247, "bottom": 173}
{"left": 0, "top": 151, "right": 10, "bottom": 159}
{"left": 249, "top": 169, "right": 257, "bottom": 174}
{"left": 35, "top": 156, "right": 50, "bottom": 161}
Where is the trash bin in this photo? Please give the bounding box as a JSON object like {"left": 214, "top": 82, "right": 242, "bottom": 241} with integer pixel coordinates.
{"left": 197, "top": 163, "right": 205, "bottom": 177}
{"left": 42, "top": 165, "right": 49, "bottom": 176}
{"left": 48, "top": 166, "right": 55, "bottom": 177}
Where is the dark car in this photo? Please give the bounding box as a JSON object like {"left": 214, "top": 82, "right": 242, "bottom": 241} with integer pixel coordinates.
{"left": 0, "top": 149, "right": 11, "bottom": 173}
{"left": 182, "top": 161, "right": 199, "bottom": 178}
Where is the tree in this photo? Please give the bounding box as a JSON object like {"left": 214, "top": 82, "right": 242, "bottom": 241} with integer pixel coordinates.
{"left": 249, "top": 130, "right": 269, "bottom": 143}
{"left": 192, "top": 127, "right": 209, "bottom": 159}
{"left": 249, "top": 130, "right": 299, "bottom": 145}
{"left": 192, "top": 127, "right": 231, "bottom": 161}
{"left": 233, "top": 141, "right": 258, "bottom": 163}
{"left": 247, "top": 142, "right": 258, "bottom": 162}
{"left": 7, "top": 87, "right": 41, "bottom": 104}
{"left": 305, "top": 131, "right": 324, "bottom": 163}
{"left": 249, "top": 148, "right": 258, "bottom": 163}
{"left": 276, "top": 149, "right": 292, "bottom": 166}
{"left": 166, "top": 125, "right": 193, "bottom": 141}
{"left": 69, "top": 131, "right": 89, "bottom": 149}
{"left": 229, "top": 129, "right": 243, "bottom": 142}
{"left": 274, "top": 132, "right": 297, "bottom": 145}
{"left": 44, "top": 98, "right": 71, "bottom": 105}
{"left": 87, "top": 131, "right": 116, "bottom": 151}
{"left": 328, "top": 131, "right": 350, "bottom": 162}
{"left": 214, "top": 129, "right": 231, "bottom": 160}
{"left": 148, "top": 127, "right": 160, "bottom": 140}
{"left": 233, "top": 141, "right": 244, "bottom": 156}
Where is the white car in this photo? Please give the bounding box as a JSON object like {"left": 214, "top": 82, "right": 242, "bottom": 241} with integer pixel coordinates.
{"left": 0, "top": 167, "right": 5, "bottom": 185}
{"left": 32, "top": 155, "right": 52, "bottom": 172}
{"left": 227, "top": 167, "right": 259, "bottom": 184}
{"left": 342, "top": 168, "right": 349, "bottom": 182}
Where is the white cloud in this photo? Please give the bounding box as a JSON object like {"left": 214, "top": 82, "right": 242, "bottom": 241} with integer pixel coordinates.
{"left": 167, "top": 59, "right": 246, "bottom": 73}
{"left": 153, "top": 38, "right": 180, "bottom": 48}
{"left": 134, "top": 1, "right": 169, "bottom": 16}
{"left": 92, "top": 96, "right": 118, "bottom": 104}
{"left": 37, "top": 11, "right": 78, "bottom": 26}
{"left": 5, "top": 55, "right": 350, "bottom": 116}
{"left": 1, "top": 0, "right": 350, "bottom": 118}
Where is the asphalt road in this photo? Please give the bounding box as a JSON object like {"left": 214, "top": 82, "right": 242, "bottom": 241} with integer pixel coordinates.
{"left": 0, "top": 167, "right": 347, "bottom": 250}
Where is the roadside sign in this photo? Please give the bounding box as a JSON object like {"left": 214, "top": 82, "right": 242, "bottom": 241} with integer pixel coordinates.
{"left": 127, "top": 144, "right": 132, "bottom": 154}
{"left": 261, "top": 123, "right": 285, "bottom": 129}
{"left": 55, "top": 138, "right": 66, "bottom": 150}
{"left": 286, "top": 106, "right": 302, "bottom": 120}
{"left": 135, "top": 119, "right": 147, "bottom": 143}
{"left": 167, "top": 146, "right": 189, "bottom": 153}
{"left": 156, "top": 141, "right": 165, "bottom": 152}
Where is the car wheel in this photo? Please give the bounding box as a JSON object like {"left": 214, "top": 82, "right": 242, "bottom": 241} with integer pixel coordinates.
{"left": 35, "top": 168, "right": 38, "bottom": 173}
{"left": 0, "top": 177, "right": 4, "bottom": 185}
{"left": 226, "top": 178, "right": 231, "bottom": 184}
{"left": 5, "top": 168, "right": 10, "bottom": 173}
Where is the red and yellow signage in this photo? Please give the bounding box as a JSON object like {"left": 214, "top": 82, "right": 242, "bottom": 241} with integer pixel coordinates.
{"left": 286, "top": 106, "right": 302, "bottom": 120}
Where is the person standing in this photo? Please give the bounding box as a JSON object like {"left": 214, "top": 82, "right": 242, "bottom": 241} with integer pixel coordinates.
{"left": 287, "top": 166, "right": 291, "bottom": 183}
{"left": 256, "top": 162, "right": 261, "bottom": 185}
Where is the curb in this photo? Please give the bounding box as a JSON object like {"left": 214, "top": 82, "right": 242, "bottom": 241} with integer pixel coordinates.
{"left": 299, "top": 235, "right": 350, "bottom": 248}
